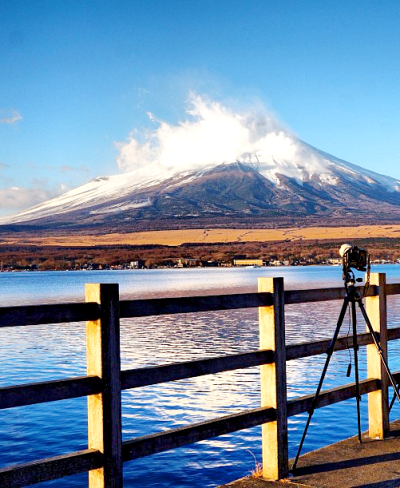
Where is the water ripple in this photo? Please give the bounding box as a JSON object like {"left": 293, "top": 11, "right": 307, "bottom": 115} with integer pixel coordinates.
{"left": 1, "top": 267, "right": 400, "bottom": 486}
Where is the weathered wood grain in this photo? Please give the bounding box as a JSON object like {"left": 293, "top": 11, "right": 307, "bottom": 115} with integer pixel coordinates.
{"left": 0, "top": 449, "right": 102, "bottom": 486}
{"left": 119, "top": 292, "right": 273, "bottom": 317}
{"left": 287, "top": 332, "right": 374, "bottom": 361}
{"left": 0, "top": 302, "right": 99, "bottom": 327}
{"left": 386, "top": 283, "right": 400, "bottom": 296}
{"left": 287, "top": 378, "right": 381, "bottom": 417}
{"left": 285, "top": 285, "right": 378, "bottom": 305}
{"left": 366, "top": 273, "right": 389, "bottom": 438}
{"left": 388, "top": 327, "right": 400, "bottom": 341}
{"left": 121, "top": 349, "right": 274, "bottom": 389}
{"left": 259, "top": 277, "right": 288, "bottom": 480}
{"left": 86, "top": 284, "right": 122, "bottom": 488}
{"left": 0, "top": 375, "right": 102, "bottom": 410}
{"left": 122, "top": 406, "right": 276, "bottom": 461}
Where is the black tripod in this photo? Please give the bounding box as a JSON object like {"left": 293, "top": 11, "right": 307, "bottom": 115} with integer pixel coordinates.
{"left": 292, "top": 272, "right": 400, "bottom": 472}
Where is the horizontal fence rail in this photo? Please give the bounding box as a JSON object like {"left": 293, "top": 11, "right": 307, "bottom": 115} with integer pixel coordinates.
{"left": 2, "top": 283, "right": 394, "bottom": 328}
{"left": 0, "top": 376, "right": 103, "bottom": 410}
{"left": 119, "top": 292, "right": 274, "bottom": 317}
{"left": 122, "top": 406, "right": 277, "bottom": 462}
{"left": 3, "top": 330, "right": 400, "bottom": 411}
{"left": 0, "top": 302, "right": 100, "bottom": 328}
{"left": 0, "top": 449, "right": 103, "bottom": 487}
{"left": 121, "top": 349, "right": 275, "bottom": 389}
{"left": 1, "top": 273, "right": 400, "bottom": 486}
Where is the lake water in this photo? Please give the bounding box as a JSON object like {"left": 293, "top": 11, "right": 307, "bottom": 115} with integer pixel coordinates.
{"left": 2, "top": 265, "right": 400, "bottom": 487}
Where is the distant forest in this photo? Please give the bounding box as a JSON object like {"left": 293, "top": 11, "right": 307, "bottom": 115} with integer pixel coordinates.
{"left": 2, "top": 237, "right": 400, "bottom": 270}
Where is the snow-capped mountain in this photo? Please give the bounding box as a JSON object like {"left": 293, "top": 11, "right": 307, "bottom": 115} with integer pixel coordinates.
{"left": 2, "top": 139, "right": 400, "bottom": 230}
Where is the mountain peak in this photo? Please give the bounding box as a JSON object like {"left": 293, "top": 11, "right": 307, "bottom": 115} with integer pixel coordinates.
{"left": 1, "top": 139, "right": 400, "bottom": 231}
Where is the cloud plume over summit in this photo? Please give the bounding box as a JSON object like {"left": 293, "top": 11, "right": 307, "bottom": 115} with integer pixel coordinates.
{"left": 3, "top": 92, "right": 400, "bottom": 227}
{"left": 115, "top": 94, "right": 299, "bottom": 177}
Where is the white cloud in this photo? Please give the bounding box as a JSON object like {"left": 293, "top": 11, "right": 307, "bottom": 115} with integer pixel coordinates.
{"left": 115, "top": 93, "right": 297, "bottom": 177}
{"left": 0, "top": 159, "right": 90, "bottom": 217}
{"left": 0, "top": 182, "right": 66, "bottom": 217}
{"left": 0, "top": 109, "right": 23, "bottom": 124}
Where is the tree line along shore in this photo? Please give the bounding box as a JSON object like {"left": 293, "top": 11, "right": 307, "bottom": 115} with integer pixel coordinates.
{"left": 1, "top": 237, "right": 400, "bottom": 271}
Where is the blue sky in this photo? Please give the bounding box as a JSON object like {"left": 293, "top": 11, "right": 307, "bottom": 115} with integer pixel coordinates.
{"left": 1, "top": 0, "right": 400, "bottom": 216}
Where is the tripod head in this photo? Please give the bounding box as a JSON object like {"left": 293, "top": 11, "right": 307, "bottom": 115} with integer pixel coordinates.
{"left": 339, "top": 243, "right": 371, "bottom": 292}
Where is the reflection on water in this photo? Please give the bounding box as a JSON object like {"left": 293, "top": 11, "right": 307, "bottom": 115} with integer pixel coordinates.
{"left": 1, "top": 267, "right": 400, "bottom": 486}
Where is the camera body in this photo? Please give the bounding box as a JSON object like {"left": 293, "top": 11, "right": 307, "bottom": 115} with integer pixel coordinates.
{"left": 339, "top": 244, "right": 368, "bottom": 272}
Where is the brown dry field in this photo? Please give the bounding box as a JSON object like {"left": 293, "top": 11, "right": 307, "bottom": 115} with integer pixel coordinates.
{"left": 2, "top": 224, "right": 400, "bottom": 247}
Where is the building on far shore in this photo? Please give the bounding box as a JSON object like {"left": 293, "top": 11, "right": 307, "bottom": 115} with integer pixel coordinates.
{"left": 233, "top": 258, "right": 264, "bottom": 267}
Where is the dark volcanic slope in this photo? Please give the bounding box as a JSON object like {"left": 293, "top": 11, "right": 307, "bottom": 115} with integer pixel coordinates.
{"left": 2, "top": 161, "right": 400, "bottom": 233}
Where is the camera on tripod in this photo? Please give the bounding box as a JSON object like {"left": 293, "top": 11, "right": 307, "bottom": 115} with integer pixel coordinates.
{"left": 339, "top": 243, "right": 369, "bottom": 272}
{"left": 292, "top": 241, "right": 400, "bottom": 472}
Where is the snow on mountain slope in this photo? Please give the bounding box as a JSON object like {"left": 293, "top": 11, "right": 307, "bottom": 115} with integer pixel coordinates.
{"left": 250, "top": 139, "right": 399, "bottom": 190}
{"left": 1, "top": 134, "right": 399, "bottom": 227}
{"left": 0, "top": 172, "right": 164, "bottom": 222}
{"left": 0, "top": 167, "right": 213, "bottom": 223}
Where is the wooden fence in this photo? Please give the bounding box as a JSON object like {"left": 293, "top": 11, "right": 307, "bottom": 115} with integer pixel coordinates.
{"left": 1, "top": 273, "right": 400, "bottom": 486}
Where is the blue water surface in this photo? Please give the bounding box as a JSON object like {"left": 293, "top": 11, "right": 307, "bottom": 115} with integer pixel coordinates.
{"left": 1, "top": 265, "right": 400, "bottom": 487}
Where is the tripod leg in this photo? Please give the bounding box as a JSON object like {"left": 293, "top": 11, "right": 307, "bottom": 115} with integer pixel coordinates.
{"left": 357, "top": 299, "right": 400, "bottom": 406}
{"left": 351, "top": 300, "right": 362, "bottom": 442}
{"left": 390, "top": 390, "right": 398, "bottom": 412}
{"left": 292, "top": 295, "right": 350, "bottom": 471}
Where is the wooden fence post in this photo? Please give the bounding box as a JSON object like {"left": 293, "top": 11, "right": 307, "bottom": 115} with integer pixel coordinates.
{"left": 86, "top": 284, "right": 123, "bottom": 487}
{"left": 258, "top": 277, "right": 288, "bottom": 480}
{"left": 366, "top": 272, "right": 389, "bottom": 439}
